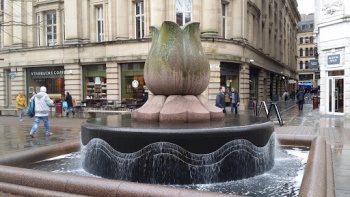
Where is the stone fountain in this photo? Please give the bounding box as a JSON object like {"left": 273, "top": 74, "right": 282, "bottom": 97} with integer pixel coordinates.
{"left": 81, "top": 21, "right": 275, "bottom": 185}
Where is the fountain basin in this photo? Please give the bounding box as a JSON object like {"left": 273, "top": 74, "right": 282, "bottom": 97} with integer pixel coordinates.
{"left": 81, "top": 114, "right": 275, "bottom": 184}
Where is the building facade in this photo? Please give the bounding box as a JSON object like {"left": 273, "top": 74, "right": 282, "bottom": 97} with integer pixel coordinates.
{"left": 297, "top": 14, "right": 319, "bottom": 90}
{"left": 314, "top": 0, "right": 349, "bottom": 117}
{"left": 0, "top": 0, "right": 300, "bottom": 110}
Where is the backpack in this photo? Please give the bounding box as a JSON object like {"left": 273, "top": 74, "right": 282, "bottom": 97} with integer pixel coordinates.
{"left": 27, "top": 98, "right": 35, "bottom": 118}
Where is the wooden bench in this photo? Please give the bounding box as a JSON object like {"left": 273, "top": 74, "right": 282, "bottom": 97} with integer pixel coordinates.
{"left": 85, "top": 110, "right": 132, "bottom": 118}
{"left": 0, "top": 108, "right": 18, "bottom": 116}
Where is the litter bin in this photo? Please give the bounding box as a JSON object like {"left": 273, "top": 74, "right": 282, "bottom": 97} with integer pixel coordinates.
{"left": 55, "top": 98, "right": 62, "bottom": 116}
{"left": 313, "top": 96, "right": 318, "bottom": 109}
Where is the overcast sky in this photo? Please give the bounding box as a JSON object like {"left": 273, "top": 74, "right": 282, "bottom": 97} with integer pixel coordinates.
{"left": 297, "top": 0, "right": 315, "bottom": 14}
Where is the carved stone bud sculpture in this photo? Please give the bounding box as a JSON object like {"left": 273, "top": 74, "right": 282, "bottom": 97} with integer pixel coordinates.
{"left": 132, "top": 21, "right": 223, "bottom": 122}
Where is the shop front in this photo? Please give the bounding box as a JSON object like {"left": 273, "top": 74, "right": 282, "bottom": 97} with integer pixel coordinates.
{"left": 327, "top": 70, "right": 344, "bottom": 114}
{"left": 83, "top": 65, "right": 107, "bottom": 107}
{"left": 120, "top": 62, "right": 146, "bottom": 105}
{"left": 26, "top": 67, "right": 65, "bottom": 101}
{"left": 219, "top": 63, "right": 240, "bottom": 105}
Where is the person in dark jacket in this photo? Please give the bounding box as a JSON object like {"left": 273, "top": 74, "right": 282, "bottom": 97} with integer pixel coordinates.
{"left": 296, "top": 88, "right": 306, "bottom": 111}
{"left": 229, "top": 87, "right": 240, "bottom": 114}
{"left": 216, "top": 86, "right": 226, "bottom": 114}
{"left": 65, "top": 92, "right": 75, "bottom": 117}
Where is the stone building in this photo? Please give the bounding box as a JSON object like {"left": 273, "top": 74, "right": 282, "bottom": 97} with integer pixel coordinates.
{"left": 297, "top": 14, "right": 319, "bottom": 90}
{"left": 314, "top": 0, "right": 349, "bottom": 117}
{"left": 0, "top": 0, "right": 300, "bottom": 111}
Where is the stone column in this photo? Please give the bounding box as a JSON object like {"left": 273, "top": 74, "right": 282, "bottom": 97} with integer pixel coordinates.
{"left": 12, "top": 1, "right": 26, "bottom": 47}
{"left": 64, "top": 64, "right": 81, "bottom": 104}
{"left": 258, "top": 70, "right": 266, "bottom": 104}
{"left": 201, "top": 0, "right": 218, "bottom": 37}
{"left": 248, "top": 8, "right": 254, "bottom": 44}
{"left": 240, "top": 63, "right": 250, "bottom": 109}
{"left": 10, "top": 68, "right": 25, "bottom": 107}
{"left": 207, "top": 61, "right": 221, "bottom": 104}
{"left": 39, "top": 12, "right": 45, "bottom": 46}
{"left": 56, "top": 10, "right": 62, "bottom": 45}
{"left": 106, "top": 62, "right": 119, "bottom": 102}
{"left": 150, "top": 0, "right": 166, "bottom": 27}
{"left": 64, "top": 0, "right": 80, "bottom": 43}
{"left": 116, "top": 0, "right": 128, "bottom": 39}
{"left": 3, "top": 2, "right": 13, "bottom": 48}
{"left": 232, "top": 0, "right": 243, "bottom": 39}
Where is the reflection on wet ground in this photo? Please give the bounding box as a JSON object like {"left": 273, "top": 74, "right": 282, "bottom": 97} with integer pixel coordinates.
{"left": 0, "top": 100, "right": 350, "bottom": 196}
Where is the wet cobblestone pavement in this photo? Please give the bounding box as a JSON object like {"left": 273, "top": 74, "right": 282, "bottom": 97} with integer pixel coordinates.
{"left": 0, "top": 101, "right": 349, "bottom": 196}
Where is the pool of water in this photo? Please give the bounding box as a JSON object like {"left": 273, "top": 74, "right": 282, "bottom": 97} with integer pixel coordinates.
{"left": 26, "top": 145, "right": 309, "bottom": 197}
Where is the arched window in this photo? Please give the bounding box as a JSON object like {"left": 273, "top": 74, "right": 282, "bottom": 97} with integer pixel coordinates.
{"left": 299, "top": 61, "right": 303, "bottom": 69}
{"left": 314, "top": 47, "right": 318, "bottom": 55}
{"left": 305, "top": 61, "right": 309, "bottom": 69}
{"left": 305, "top": 48, "right": 309, "bottom": 56}
{"left": 310, "top": 48, "right": 314, "bottom": 56}
{"left": 310, "top": 37, "right": 314, "bottom": 43}
{"left": 299, "top": 48, "right": 303, "bottom": 57}
{"left": 299, "top": 37, "right": 303, "bottom": 44}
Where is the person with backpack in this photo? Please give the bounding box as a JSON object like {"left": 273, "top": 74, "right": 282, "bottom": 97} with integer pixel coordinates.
{"left": 296, "top": 88, "right": 306, "bottom": 111}
{"left": 29, "top": 86, "right": 54, "bottom": 138}
{"left": 16, "top": 92, "right": 27, "bottom": 122}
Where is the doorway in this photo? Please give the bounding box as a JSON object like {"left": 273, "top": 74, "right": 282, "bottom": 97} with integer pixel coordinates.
{"left": 328, "top": 76, "right": 344, "bottom": 114}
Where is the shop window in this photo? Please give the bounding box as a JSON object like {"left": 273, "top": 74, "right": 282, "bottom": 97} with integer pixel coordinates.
{"left": 46, "top": 12, "right": 57, "bottom": 46}
{"left": 96, "top": 6, "right": 104, "bottom": 42}
{"left": 176, "top": 0, "right": 192, "bottom": 26}
{"left": 83, "top": 65, "right": 107, "bottom": 100}
{"left": 26, "top": 67, "right": 65, "bottom": 99}
{"left": 121, "top": 63, "right": 146, "bottom": 102}
{"left": 135, "top": 1, "right": 144, "bottom": 39}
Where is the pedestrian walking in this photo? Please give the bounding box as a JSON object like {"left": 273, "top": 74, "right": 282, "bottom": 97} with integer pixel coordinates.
{"left": 216, "top": 86, "right": 227, "bottom": 114}
{"left": 296, "top": 88, "right": 306, "bottom": 111}
{"left": 29, "top": 86, "right": 54, "bottom": 138}
{"left": 65, "top": 92, "right": 75, "bottom": 118}
{"left": 229, "top": 87, "right": 240, "bottom": 114}
{"left": 16, "top": 92, "right": 27, "bottom": 121}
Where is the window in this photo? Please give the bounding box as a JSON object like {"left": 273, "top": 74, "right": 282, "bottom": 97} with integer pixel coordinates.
{"left": 299, "top": 61, "right": 303, "bottom": 69}
{"left": 310, "top": 23, "right": 314, "bottom": 28}
{"left": 299, "top": 74, "right": 313, "bottom": 80}
{"left": 299, "top": 37, "right": 303, "bottom": 44}
{"left": 305, "top": 37, "right": 309, "bottom": 43}
{"left": 221, "top": 3, "right": 227, "bottom": 38}
{"left": 299, "top": 48, "right": 303, "bottom": 57}
{"left": 310, "top": 37, "right": 313, "bottom": 43}
{"left": 305, "top": 61, "right": 309, "bottom": 69}
{"left": 310, "top": 48, "right": 314, "bottom": 56}
{"left": 176, "top": 0, "right": 192, "bottom": 26}
{"left": 135, "top": 2, "right": 144, "bottom": 39}
{"left": 96, "top": 6, "right": 104, "bottom": 42}
{"left": 314, "top": 47, "right": 318, "bottom": 55}
{"left": 46, "top": 12, "right": 57, "bottom": 46}
{"left": 302, "top": 25, "right": 306, "bottom": 29}
{"left": 305, "top": 48, "right": 309, "bottom": 56}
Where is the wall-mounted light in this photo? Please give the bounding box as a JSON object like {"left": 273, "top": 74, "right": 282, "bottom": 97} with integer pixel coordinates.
{"left": 69, "top": 70, "right": 73, "bottom": 74}
{"left": 249, "top": 59, "right": 254, "bottom": 63}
